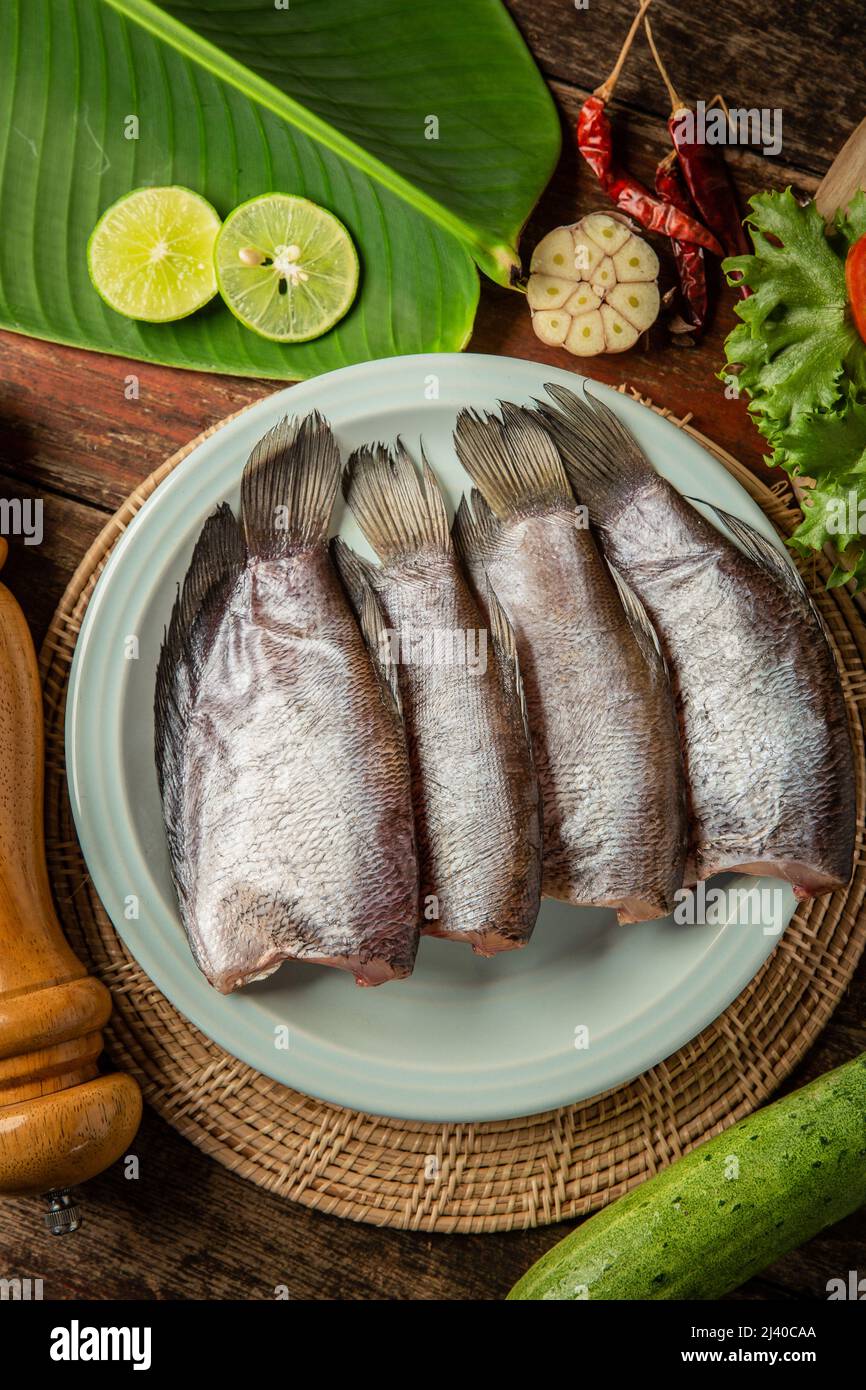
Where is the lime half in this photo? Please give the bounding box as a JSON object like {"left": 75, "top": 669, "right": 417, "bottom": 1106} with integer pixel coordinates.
{"left": 214, "top": 194, "right": 359, "bottom": 342}
{"left": 87, "top": 186, "right": 220, "bottom": 323}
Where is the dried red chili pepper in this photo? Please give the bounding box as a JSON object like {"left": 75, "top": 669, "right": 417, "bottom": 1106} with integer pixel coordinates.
{"left": 577, "top": 2, "right": 724, "bottom": 257}
{"left": 644, "top": 19, "right": 750, "bottom": 259}
{"left": 655, "top": 151, "right": 710, "bottom": 336}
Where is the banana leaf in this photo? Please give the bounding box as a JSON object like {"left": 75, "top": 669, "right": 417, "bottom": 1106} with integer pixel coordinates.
{"left": 0, "top": 0, "right": 560, "bottom": 378}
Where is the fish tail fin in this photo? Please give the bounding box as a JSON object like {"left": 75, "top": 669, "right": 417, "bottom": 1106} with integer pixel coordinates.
{"left": 154, "top": 503, "right": 245, "bottom": 876}
{"left": 343, "top": 439, "right": 450, "bottom": 560}
{"left": 535, "top": 384, "right": 656, "bottom": 511}
{"left": 331, "top": 537, "right": 402, "bottom": 715}
{"left": 453, "top": 400, "right": 572, "bottom": 519}
{"left": 241, "top": 411, "right": 341, "bottom": 555}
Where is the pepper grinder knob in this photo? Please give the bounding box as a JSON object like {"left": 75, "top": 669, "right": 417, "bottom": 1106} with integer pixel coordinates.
{"left": 0, "top": 539, "right": 142, "bottom": 1218}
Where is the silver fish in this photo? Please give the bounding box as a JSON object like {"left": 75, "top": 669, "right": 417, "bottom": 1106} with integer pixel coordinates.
{"left": 154, "top": 413, "right": 419, "bottom": 993}
{"left": 540, "top": 384, "right": 856, "bottom": 896}
{"left": 335, "top": 441, "right": 541, "bottom": 954}
{"left": 453, "top": 403, "right": 686, "bottom": 921}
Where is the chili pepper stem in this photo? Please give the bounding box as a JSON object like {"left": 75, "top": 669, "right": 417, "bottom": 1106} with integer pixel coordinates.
{"left": 594, "top": 0, "right": 654, "bottom": 104}
{"left": 643, "top": 16, "right": 687, "bottom": 116}
{"left": 706, "top": 93, "right": 733, "bottom": 121}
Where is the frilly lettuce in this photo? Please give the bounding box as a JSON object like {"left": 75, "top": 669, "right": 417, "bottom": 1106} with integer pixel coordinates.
{"left": 722, "top": 188, "right": 866, "bottom": 587}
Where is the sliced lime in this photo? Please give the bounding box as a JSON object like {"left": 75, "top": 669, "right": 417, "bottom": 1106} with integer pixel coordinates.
{"left": 214, "top": 194, "right": 359, "bottom": 342}
{"left": 87, "top": 186, "right": 220, "bottom": 323}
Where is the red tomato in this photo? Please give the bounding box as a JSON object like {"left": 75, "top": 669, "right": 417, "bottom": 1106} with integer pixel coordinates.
{"left": 845, "top": 234, "right": 866, "bottom": 344}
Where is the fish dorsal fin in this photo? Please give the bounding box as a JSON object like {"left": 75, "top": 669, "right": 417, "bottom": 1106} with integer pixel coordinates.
{"left": 607, "top": 562, "right": 668, "bottom": 679}
{"left": 155, "top": 503, "right": 245, "bottom": 736}
{"left": 358, "top": 577, "right": 402, "bottom": 717}
{"left": 241, "top": 410, "right": 341, "bottom": 556}
{"left": 452, "top": 488, "right": 504, "bottom": 571}
{"left": 343, "top": 438, "right": 450, "bottom": 561}
{"left": 453, "top": 401, "right": 572, "bottom": 520}
{"left": 331, "top": 535, "right": 380, "bottom": 607}
{"left": 154, "top": 503, "right": 245, "bottom": 891}
{"left": 700, "top": 501, "right": 808, "bottom": 595}
{"left": 695, "top": 501, "right": 839, "bottom": 649}
{"left": 485, "top": 581, "right": 531, "bottom": 751}
{"left": 534, "top": 384, "right": 655, "bottom": 515}
{"left": 332, "top": 537, "right": 402, "bottom": 715}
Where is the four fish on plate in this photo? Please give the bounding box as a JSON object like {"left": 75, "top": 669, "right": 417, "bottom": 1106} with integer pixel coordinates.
{"left": 154, "top": 387, "right": 856, "bottom": 993}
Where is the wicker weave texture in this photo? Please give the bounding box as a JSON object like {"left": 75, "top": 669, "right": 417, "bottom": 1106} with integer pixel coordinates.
{"left": 38, "top": 393, "right": 866, "bottom": 1233}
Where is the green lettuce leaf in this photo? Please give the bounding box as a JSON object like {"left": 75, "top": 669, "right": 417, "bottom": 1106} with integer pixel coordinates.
{"left": 834, "top": 188, "right": 866, "bottom": 249}
{"left": 722, "top": 188, "right": 866, "bottom": 586}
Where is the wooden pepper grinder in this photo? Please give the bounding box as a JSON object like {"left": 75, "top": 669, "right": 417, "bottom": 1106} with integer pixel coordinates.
{"left": 0, "top": 538, "right": 142, "bottom": 1231}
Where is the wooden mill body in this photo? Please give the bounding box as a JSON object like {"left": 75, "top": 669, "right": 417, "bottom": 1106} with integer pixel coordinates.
{"left": 0, "top": 539, "right": 141, "bottom": 1204}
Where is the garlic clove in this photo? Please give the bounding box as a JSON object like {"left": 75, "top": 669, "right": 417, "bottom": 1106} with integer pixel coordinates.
{"left": 526, "top": 274, "right": 576, "bottom": 310}
{"left": 571, "top": 233, "right": 605, "bottom": 279}
{"left": 601, "top": 304, "right": 640, "bottom": 352}
{"left": 565, "top": 286, "right": 602, "bottom": 314}
{"left": 531, "top": 309, "right": 570, "bottom": 346}
{"left": 565, "top": 310, "right": 606, "bottom": 356}
{"left": 530, "top": 226, "right": 577, "bottom": 278}
{"left": 590, "top": 257, "right": 617, "bottom": 295}
{"left": 606, "top": 280, "right": 660, "bottom": 330}
{"left": 581, "top": 213, "right": 632, "bottom": 255}
{"left": 612, "top": 236, "right": 660, "bottom": 283}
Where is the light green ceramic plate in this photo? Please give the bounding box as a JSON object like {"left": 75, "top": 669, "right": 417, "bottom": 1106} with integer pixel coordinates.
{"left": 66, "top": 353, "right": 795, "bottom": 1122}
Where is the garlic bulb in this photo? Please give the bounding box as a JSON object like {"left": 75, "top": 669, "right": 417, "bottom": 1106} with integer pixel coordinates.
{"left": 528, "top": 213, "right": 660, "bottom": 356}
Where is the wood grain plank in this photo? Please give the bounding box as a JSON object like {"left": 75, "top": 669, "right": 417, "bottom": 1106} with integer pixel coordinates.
{"left": 0, "top": 341, "right": 270, "bottom": 514}
{"left": 0, "top": 473, "right": 110, "bottom": 644}
{"left": 0, "top": 0, "right": 863, "bottom": 1305}
{"left": 506, "top": 0, "right": 863, "bottom": 177}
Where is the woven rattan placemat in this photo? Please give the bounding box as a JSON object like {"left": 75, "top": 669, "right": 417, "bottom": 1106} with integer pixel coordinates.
{"left": 38, "top": 390, "right": 866, "bottom": 1233}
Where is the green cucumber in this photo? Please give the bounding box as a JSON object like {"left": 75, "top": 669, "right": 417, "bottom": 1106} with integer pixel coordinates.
{"left": 508, "top": 1053, "right": 866, "bottom": 1300}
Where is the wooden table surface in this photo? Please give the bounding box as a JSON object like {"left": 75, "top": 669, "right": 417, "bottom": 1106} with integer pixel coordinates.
{"left": 2, "top": 0, "right": 864, "bottom": 1300}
